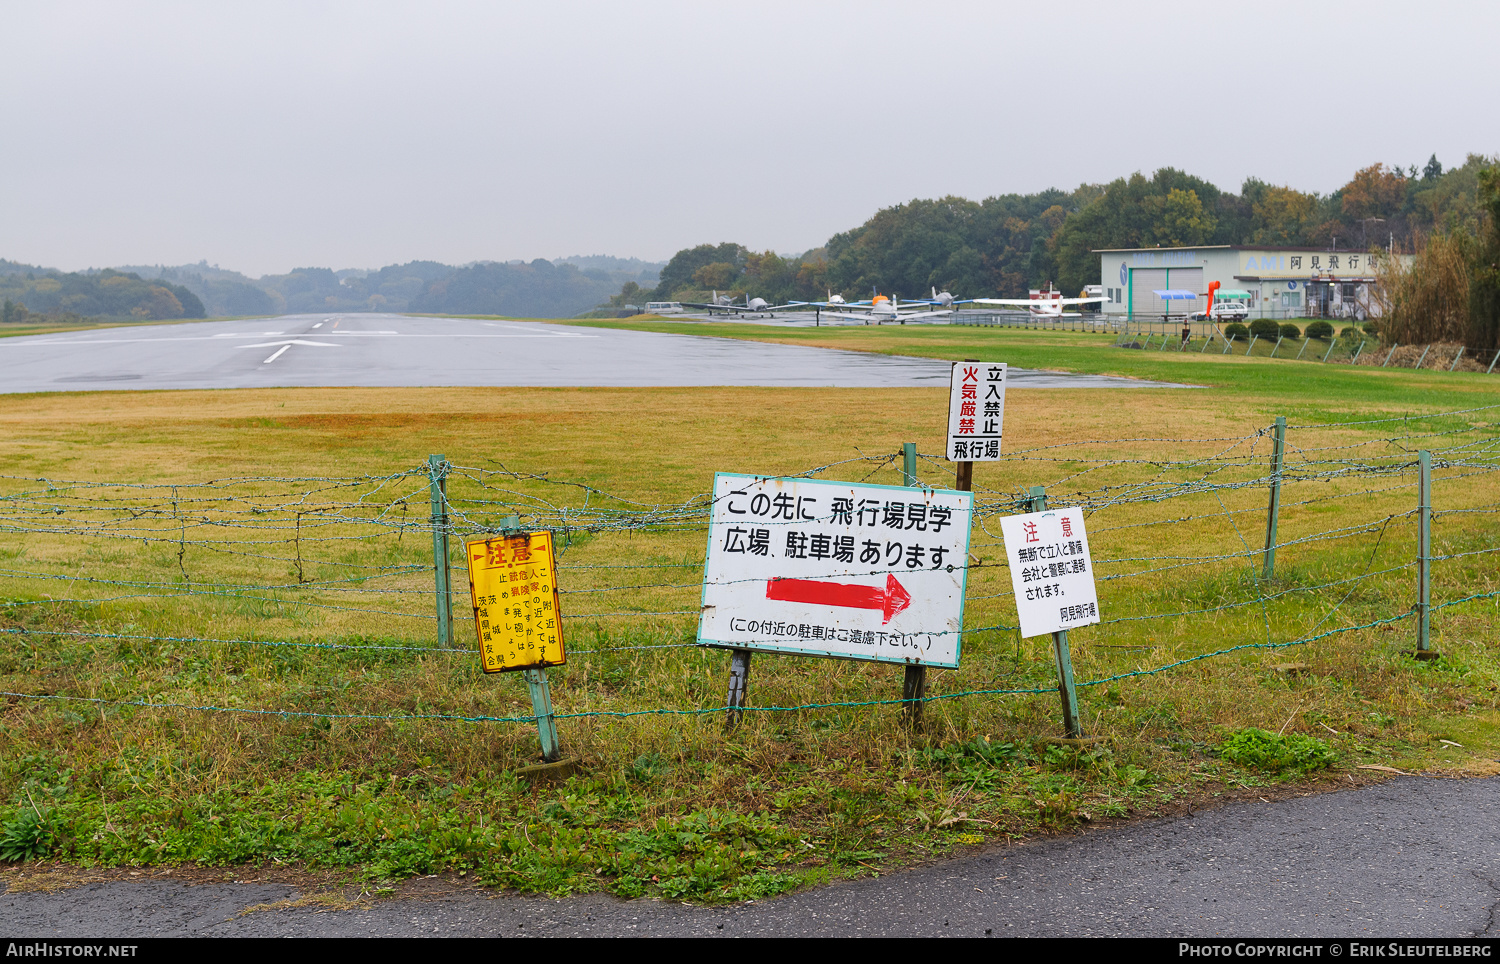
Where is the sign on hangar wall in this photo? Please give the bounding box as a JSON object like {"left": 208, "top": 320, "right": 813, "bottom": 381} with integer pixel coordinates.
{"left": 698, "top": 473, "right": 974, "bottom": 668}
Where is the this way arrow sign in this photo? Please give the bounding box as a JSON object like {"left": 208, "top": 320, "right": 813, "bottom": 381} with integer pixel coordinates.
{"left": 764, "top": 574, "right": 912, "bottom": 624}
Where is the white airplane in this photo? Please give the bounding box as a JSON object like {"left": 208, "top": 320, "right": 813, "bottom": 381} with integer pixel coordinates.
{"left": 822, "top": 293, "right": 950, "bottom": 324}
{"left": 680, "top": 291, "right": 801, "bottom": 318}
{"left": 908, "top": 286, "right": 978, "bottom": 309}
{"left": 972, "top": 283, "right": 1104, "bottom": 317}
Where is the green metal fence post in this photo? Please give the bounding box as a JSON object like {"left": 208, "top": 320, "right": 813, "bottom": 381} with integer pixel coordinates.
{"left": 1352, "top": 339, "right": 1367, "bottom": 363}
{"left": 1414, "top": 344, "right": 1431, "bottom": 370}
{"left": 1262, "top": 416, "right": 1286, "bottom": 581}
{"left": 427, "top": 454, "right": 452, "bottom": 648}
{"left": 1322, "top": 339, "right": 1337, "bottom": 363}
{"left": 902, "top": 440, "right": 930, "bottom": 729}
{"left": 1417, "top": 450, "right": 1432, "bottom": 654}
{"left": 1028, "top": 485, "right": 1082, "bottom": 739}
{"left": 1449, "top": 347, "right": 1465, "bottom": 371}
{"left": 524, "top": 668, "right": 563, "bottom": 762}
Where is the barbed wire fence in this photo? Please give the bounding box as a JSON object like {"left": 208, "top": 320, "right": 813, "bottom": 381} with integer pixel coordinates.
{"left": 2, "top": 402, "right": 1499, "bottom": 745}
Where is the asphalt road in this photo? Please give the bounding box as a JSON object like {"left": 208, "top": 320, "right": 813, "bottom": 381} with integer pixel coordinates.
{"left": 4, "top": 776, "right": 1496, "bottom": 938}
{"left": 0, "top": 314, "right": 1187, "bottom": 392}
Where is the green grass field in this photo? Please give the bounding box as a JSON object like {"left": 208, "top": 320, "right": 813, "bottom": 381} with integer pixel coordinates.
{"left": 1, "top": 319, "right": 1497, "bottom": 901}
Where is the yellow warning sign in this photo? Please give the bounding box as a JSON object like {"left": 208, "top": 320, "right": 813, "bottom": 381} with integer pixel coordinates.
{"left": 465, "top": 530, "right": 565, "bottom": 674}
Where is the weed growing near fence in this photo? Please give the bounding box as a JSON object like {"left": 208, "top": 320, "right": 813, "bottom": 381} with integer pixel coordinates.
{"left": 1217, "top": 728, "right": 1339, "bottom": 775}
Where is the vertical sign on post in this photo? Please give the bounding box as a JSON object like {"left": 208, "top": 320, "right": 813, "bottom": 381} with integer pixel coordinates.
{"left": 999, "top": 495, "right": 1099, "bottom": 738}
{"left": 465, "top": 530, "right": 566, "bottom": 762}
{"left": 946, "top": 362, "right": 1006, "bottom": 467}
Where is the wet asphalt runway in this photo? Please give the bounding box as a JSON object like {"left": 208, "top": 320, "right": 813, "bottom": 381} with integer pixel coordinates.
{"left": 5, "top": 776, "right": 1496, "bottom": 938}
{"left": 0, "top": 314, "right": 1187, "bottom": 392}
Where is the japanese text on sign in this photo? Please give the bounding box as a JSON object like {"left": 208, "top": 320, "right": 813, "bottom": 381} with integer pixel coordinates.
{"left": 999, "top": 506, "right": 1101, "bottom": 638}
{"left": 947, "top": 362, "right": 1006, "bottom": 462}
{"left": 465, "top": 531, "right": 565, "bottom": 673}
{"left": 699, "top": 473, "right": 974, "bottom": 668}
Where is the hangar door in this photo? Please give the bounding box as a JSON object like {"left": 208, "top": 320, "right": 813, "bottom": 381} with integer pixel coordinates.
{"left": 1129, "top": 267, "right": 1203, "bottom": 316}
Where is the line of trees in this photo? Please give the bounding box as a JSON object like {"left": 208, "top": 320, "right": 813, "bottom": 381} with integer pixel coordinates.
{"left": 1377, "top": 166, "right": 1500, "bottom": 351}
{"left": 0, "top": 266, "right": 205, "bottom": 321}
{"left": 637, "top": 154, "right": 1499, "bottom": 308}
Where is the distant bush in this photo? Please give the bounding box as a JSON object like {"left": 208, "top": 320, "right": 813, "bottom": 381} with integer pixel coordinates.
{"left": 1279, "top": 323, "right": 1301, "bottom": 338}
{"left": 1249, "top": 318, "right": 1281, "bottom": 339}
{"left": 1362, "top": 321, "right": 1379, "bottom": 335}
{"left": 1223, "top": 323, "right": 1249, "bottom": 339}
{"left": 1340, "top": 326, "right": 1360, "bottom": 338}
{"left": 1305, "top": 321, "right": 1335, "bottom": 339}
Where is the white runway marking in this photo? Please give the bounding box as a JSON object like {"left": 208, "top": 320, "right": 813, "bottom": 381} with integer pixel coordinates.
{"left": 262, "top": 345, "right": 290, "bottom": 364}
{"left": 237, "top": 340, "right": 341, "bottom": 349}
{"left": 311, "top": 323, "right": 323, "bottom": 329}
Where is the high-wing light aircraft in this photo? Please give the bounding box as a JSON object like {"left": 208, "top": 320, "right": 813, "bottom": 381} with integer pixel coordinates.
{"left": 972, "top": 283, "right": 1104, "bottom": 317}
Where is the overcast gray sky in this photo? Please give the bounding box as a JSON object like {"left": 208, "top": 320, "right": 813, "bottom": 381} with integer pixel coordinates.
{"left": 3, "top": 0, "right": 1496, "bottom": 276}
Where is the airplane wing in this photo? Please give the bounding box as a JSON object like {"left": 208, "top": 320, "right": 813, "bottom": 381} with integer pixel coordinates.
{"left": 973, "top": 297, "right": 1104, "bottom": 307}
{"left": 891, "top": 309, "right": 952, "bottom": 321}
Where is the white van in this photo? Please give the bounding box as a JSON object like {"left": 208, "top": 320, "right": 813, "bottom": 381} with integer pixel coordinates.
{"left": 643, "top": 302, "right": 685, "bottom": 315}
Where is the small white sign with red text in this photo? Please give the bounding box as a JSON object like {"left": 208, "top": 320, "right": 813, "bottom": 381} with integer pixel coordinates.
{"left": 946, "top": 362, "right": 1006, "bottom": 461}
{"left": 999, "top": 505, "right": 1100, "bottom": 638}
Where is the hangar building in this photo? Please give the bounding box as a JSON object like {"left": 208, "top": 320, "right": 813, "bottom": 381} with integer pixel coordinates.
{"left": 1094, "top": 245, "right": 1410, "bottom": 321}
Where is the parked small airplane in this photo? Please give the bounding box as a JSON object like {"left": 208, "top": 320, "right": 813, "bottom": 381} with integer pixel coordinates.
{"left": 680, "top": 291, "right": 801, "bottom": 317}
{"left": 972, "top": 283, "right": 1104, "bottom": 317}
{"left": 822, "top": 293, "right": 950, "bottom": 324}
{"left": 906, "top": 286, "right": 978, "bottom": 309}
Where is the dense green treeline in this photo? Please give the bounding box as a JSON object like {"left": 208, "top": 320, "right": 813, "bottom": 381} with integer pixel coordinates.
{"left": 0, "top": 256, "right": 659, "bottom": 321}
{"left": 642, "top": 153, "right": 1499, "bottom": 307}
{"left": 1379, "top": 165, "right": 1500, "bottom": 351}
{"left": 0, "top": 265, "right": 205, "bottom": 322}
{"left": 6, "top": 155, "right": 1494, "bottom": 321}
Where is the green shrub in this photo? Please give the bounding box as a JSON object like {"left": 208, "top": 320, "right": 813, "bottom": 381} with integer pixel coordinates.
{"left": 1249, "top": 318, "right": 1281, "bottom": 339}
{"left": 1340, "top": 326, "right": 1360, "bottom": 338}
{"left": 1279, "top": 323, "right": 1301, "bottom": 338}
{"left": 1305, "top": 321, "right": 1335, "bottom": 339}
{"left": 1223, "top": 323, "right": 1249, "bottom": 339}
{"left": 1362, "top": 321, "right": 1379, "bottom": 335}
{"left": 1218, "top": 728, "right": 1338, "bottom": 774}
{"left": 0, "top": 806, "right": 53, "bottom": 862}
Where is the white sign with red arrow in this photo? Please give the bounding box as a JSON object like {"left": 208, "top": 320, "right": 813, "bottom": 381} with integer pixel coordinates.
{"left": 698, "top": 473, "right": 974, "bottom": 668}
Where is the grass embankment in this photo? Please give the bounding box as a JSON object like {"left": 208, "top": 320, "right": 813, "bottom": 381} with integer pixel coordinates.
{"left": 1, "top": 326, "right": 1498, "bottom": 901}
{"left": 0, "top": 316, "right": 253, "bottom": 340}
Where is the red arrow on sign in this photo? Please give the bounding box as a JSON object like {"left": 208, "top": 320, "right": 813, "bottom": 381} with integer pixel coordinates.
{"left": 764, "top": 574, "right": 912, "bottom": 625}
